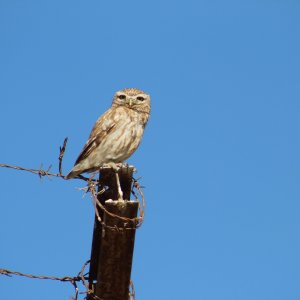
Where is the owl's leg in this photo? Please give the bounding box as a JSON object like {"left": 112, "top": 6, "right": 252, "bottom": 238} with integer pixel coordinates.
{"left": 103, "top": 162, "right": 124, "bottom": 200}
{"left": 114, "top": 170, "right": 123, "bottom": 201}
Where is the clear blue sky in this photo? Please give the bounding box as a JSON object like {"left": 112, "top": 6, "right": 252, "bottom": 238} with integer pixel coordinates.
{"left": 1, "top": 1, "right": 300, "bottom": 299}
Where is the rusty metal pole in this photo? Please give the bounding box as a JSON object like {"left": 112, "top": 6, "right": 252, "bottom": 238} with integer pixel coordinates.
{"left": 87, "top": 166, "right": 139, "bottom": 300}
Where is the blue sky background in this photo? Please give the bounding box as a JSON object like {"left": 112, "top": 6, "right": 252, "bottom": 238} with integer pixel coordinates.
{"left": 1, "top": 0, "right": 300, "bottom": 299}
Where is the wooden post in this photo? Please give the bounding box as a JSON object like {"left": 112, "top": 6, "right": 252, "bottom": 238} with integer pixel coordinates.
{"left": 87, "top": 166, "right": 138, "bottom": 300}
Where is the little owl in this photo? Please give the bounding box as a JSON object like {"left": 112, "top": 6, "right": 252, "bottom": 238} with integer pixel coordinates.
{"left": 65, "top": 88, "right": 151, "bottom": 179}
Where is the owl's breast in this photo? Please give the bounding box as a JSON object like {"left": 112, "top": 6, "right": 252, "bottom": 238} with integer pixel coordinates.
{"left": 95, "top": 110, "right": 145, "bottom": 164}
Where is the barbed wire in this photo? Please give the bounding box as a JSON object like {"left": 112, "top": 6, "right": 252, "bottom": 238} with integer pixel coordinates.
{"left": 0, "top": 137, "right": 91, "bottom": 182}
{"left": 87, "top": 179, "right": 145, "bottom": 231}
{"left": 0, "top": 141, "right": 146, "bottom": 231}
{"left": 0, "top": 137, "right": 145, "bottom": 230}
{"left": 129, "top": 280, "right": 136, "bottom": 300}
{"left": 0, "top": 137, "right": 144, "bottom": 299}
{"left": 0, "top": 260, "right": 90, "bottom": 300}
{"left": 59, "top": 137, "right": 68, "bottom": 175}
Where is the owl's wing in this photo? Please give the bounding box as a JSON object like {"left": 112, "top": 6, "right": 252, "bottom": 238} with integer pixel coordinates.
{"left": 74, "top": 109, "right": 116, "bottom": 165}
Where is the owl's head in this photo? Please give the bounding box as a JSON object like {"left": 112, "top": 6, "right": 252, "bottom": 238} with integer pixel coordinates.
{"left": 113, "top": 88, "right": 151, "bottom": 114}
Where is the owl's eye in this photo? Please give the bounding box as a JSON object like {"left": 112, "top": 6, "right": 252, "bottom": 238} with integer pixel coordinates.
{"left": 136, "top": 96, "right": 145, "bottom": 101}
{"left": 118, "top": 94, "right": 126, "bottom": 100}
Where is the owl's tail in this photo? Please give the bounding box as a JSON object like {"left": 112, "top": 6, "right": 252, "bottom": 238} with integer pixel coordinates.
{"left": 65, "top": 166, "right": 84, "bottom": 180}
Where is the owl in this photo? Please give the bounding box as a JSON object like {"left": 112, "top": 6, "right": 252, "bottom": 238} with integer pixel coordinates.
{"left": 65, "top": 88, "right": 151, "bottom": 179}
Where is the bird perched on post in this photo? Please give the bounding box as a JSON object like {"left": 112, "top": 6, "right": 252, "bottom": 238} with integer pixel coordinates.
{"left": 65, "top": 88, "right": 151, "bottom": 180}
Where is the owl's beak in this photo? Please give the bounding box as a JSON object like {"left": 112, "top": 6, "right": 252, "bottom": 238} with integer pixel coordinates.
{"left": 127, "top": 98, "right": 134, "bottom": 107}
